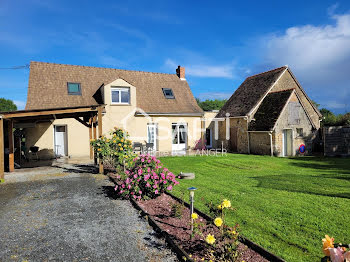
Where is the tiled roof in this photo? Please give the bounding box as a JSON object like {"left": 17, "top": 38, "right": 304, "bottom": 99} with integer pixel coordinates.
{"left": 26, "top": 62, "right": 203, "bottom": 114}
{"left": 248, "top": 89, "right": 294, "bottom": 131}
{"left": 217, "top": 66, "right": 287, "bottom": 117}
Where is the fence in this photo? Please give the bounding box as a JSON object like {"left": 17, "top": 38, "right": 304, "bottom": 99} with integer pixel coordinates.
{"left": 323, "top": 126, "right": 350, "bottom": 156}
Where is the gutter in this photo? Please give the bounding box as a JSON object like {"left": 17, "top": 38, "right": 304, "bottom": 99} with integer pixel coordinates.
{"left": 135, "top": 112, "right": 203, "bottom": 117}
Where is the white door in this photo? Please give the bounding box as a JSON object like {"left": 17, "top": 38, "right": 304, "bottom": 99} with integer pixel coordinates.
{"left": 172, "top": 123, "right": 187, "bottom": 152}
{"left": 283, "top": 129, "right": 293, "bottom": 156}
{"left": 54, "top": 125, "right": 67, "bottom": 157}
{"left": 147, "top": 123, "right": 157, "bottom": 151}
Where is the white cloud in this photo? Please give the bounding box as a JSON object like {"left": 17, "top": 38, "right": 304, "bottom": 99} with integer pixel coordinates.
{"left": 165, "top": 59, "right": 234, "bottom": 79}
{"left": 261, "top": 11, "right": 350, "bottom": 112}
{"left": 14, "top": 100, "right": 26, "bottom": 110}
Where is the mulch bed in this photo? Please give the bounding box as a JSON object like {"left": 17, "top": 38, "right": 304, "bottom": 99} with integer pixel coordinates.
{"left": 138, "top": 193, "right": 268, "bottom": 262}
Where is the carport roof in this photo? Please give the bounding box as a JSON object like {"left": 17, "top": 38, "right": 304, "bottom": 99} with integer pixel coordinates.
{"left": 0, "top": 105, "right": 102, "bottom": 122}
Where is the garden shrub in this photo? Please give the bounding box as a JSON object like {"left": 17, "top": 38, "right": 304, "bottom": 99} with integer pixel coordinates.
{"left": 115, "top": 154, "right": 179, "bottom": 200}
{"left": 90, "top": 127, "right": 135, "bottom": 170}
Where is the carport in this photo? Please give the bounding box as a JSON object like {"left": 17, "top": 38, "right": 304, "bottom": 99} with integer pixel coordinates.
{"left": 0, "top": 105, "right": 105, "bottom": 181}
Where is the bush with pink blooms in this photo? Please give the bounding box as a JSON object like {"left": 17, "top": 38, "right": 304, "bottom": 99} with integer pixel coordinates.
{"left": 114, "top": 154, "right": 179, "bottom": 200}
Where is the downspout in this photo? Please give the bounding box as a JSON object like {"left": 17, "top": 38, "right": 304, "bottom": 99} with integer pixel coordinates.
{"left": 269, "top": 131, "right": 273, "bottom": 157}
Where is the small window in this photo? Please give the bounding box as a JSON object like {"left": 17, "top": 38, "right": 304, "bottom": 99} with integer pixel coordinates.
{"left": 296, "top": 128, "right": 303, "bottom": 137}
{"left": 162, "top": 88, "right": 175, "bottom": 99}
{"left": 67, "top": 82, "right": 81, "bottom": 95}
{"left": 111, "top": 87, "right": 130, "bottom": 104}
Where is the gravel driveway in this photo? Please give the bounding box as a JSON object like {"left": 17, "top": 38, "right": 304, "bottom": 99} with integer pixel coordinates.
{"left": 0, "top": 164, "right": 177, "bottom": 262}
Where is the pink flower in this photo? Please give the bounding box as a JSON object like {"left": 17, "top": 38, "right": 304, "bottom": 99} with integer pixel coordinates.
{"left": 174, "top": 180, "right": 179, "bottom": 185}
{"left": 128, "top": 184, "right": 131, "bottom": 189}
{"left": 122, "top": 184, "right": 125, "bottom": 188}
{"left": 114, "top": 186, "right": 118, "bottom": 191}
{"left": 148, "top": 160, "right": 151, "bottom": 163}
{"left": 161, "top": 173, "right": 165, "bottom": 180}
{"left": 146, "top": 183, "right": 151, "bottom": 187}
{"left": 133, "top": 174, "right": 138, "bottom": 179}
{"left": 120, "top": 190, "right": 124, "bottom": 194}
{"left": 163, "top": 180, "right": 167, "bottom": 184}
{"left": 167, "top": 185, "right": 173, "bottom": 191}
{"left": 138, "top": 196, "right": 141, "bottom": 200}
{"left": 139, "top": 190, "right": 142, "bottom": 194}
{"left": 153, "top": 184, "right": 157, "bottom": 189}
{"left": 133, "top": 195, "right": 137, "bottom": 199}
{"left": 141, "top": 158, "right": 145, "bottom": 162}
{"left": 329, "top": 248, "right": 344, "bottom": 262}
{"left": 155, "top": 190, "right": 159, "bottom": 194}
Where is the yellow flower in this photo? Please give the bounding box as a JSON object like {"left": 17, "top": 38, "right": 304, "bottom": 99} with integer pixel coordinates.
{"left": 222, "top": 199, "right": 231, "bottom": 208}
{"left": 123, "top": 144, "right": 127, "bottom": 147}
{"left": 90, "top": 139, "right": 95, "bottom": 142}
{"left": 191, "top": 213, "right": 198, "bottom": 220}
{"left": 322, "top": 235, "right": 334, "bottom": 256}
{"left": 118, "top": 143, "right": 122, "bottom": 147}
{"left": 97, "top": 148, "right": 101, "bottom": 152}
{"left": 205, "top": 234, "right": 216, "bottom": 245}
{"left": 217, "top": 204, "right": 222, "bottom": 210}
{"left": 214, "top": 217, "right": 223, "bottom": 227}
{"left": 106, "top": 139, "right": 110, "bottom": 142}
{"left": 129, "top": 145, "right": 132, "bottom": 148}
{"left": 121, "top": 138, "right": 124, "bottom": 142}
{"left": 113, "top": 140, "right": 116, "bottom": 143}
{"left": 119, "top": 147, "right": 123, "bottom": 151}
{"left": 113, "top": 134, "right": 116, "bottom": 137}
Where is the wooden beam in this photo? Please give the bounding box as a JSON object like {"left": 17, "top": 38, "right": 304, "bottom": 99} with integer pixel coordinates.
{"left": 0, "top": 118, "right": 4, "bottom": 180}
{"left": 3, "top": 107, "right": 98, "bottom": 119}
{"left": 89, "top": 117, "right": 93, "bottom": 159}
{"left": 93, "top": 115, "right": 97, "bottom": 165}
{"left": 74, "top": 117, "right": 90, "bottom": 128}
{"left": 97, "top": 106, "right": 103, "bottom": 174}
{"left": 8, "top": 120, "right": 14, "bottom": 172}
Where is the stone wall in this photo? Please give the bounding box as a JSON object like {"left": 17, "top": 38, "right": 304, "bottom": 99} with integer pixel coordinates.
{"left": 273, "top": 93, "right": 316, "bottom": 156}
{"left": 218, "top": 117, "right": 248, "bottom": 153}
{"left": 249, "top": 132, "right": 271, "bottom": 155}
{"left": 271, "top": 70, "right": 321, "bottom": 129}
{"left": 324, "top": 126, "right": 350, "bottom": 156}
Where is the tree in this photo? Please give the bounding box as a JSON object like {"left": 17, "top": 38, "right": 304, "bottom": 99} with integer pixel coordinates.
{"left": 0, "top": 98, "right": 17, "bottom": 112}
{"left": 196, "top": 98, "right": 227, "bottom": 111}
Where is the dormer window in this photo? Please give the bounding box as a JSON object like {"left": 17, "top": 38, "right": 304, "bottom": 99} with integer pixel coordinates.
{"left": 162, "top": 88, "right": 175, "bottom": 99}
{"left": 111, "top": 87, "right": 130, "bottom": 104}
{"left": 67, "top": 82, "right": 81, "bottom": 95}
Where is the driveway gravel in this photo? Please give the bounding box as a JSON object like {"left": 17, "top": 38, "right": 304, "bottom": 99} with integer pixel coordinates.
{"left": 0, "top": 164, "right": 177, "bottom": 262}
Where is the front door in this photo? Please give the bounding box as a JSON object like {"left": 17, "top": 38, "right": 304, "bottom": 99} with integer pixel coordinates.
{"left": 283, "top": 129, "right": 293, "bottom": 156}
{"left": 54, "top": 125, "right": 67, "bottom": 157}
{"left": 147, "top": 123, "right": 157, "bottom": 151}
{"left": 172, "top": 123, "right": 187, "bottom": 152}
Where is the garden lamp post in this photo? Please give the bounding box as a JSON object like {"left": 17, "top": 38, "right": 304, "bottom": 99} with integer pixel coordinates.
{"left": 188, "top": 186, "right": 197, "bottom": 235}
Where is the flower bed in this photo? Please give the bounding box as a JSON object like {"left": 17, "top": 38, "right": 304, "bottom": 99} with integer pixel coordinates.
{"left": 137, "top": 193, "right": 268, "bottom": 262}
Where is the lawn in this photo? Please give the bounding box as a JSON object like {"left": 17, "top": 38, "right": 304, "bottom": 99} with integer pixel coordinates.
{"left": 160, "top": 154, "right": 350, "bottom": 262}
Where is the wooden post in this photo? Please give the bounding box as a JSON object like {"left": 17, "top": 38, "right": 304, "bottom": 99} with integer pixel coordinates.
{"left": 0, "top": 117, "right": 4, "bottom": 180}
{"left": 97, "top": 107, "right": 103, "bottom": 174}
{"left": 8, "top": 120, "right": 14, "bottom": 172}
{"left": 93, "top": 115, "right": 97, "bottom": 165}
{"left": 89, "top": 117, "right": 93, "bottom": 159}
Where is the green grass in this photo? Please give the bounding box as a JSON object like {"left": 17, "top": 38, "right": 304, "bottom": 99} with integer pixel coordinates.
{"left": 160, "top": 154, "right": 350, "bottom": 262}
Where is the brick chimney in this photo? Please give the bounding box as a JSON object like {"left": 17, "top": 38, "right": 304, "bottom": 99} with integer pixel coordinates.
{"left": 176, "top": 65, "right": 185, "bottom": 80}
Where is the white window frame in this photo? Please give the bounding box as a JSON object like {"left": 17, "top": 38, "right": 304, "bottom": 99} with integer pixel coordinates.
{"left": 111, "top": 87, "right": 130, "bottom": 105}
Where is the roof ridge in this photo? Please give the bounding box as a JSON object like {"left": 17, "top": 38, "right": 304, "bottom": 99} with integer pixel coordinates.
{"left": 246, "top": 65, "right": 287, "bottom": 79}
{"left": 30, "top": 61, "right": 177, "bottom": 76}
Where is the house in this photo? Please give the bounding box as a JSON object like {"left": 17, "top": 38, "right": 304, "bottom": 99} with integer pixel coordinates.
{"left": 24, "top": 62, "right": 204, "bottom": 159}
{"left": 215, "top": 66, "right": 322, "bottom": 156}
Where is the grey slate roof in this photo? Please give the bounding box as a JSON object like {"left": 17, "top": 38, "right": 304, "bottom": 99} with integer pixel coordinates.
{"left": 248, "top": 89, "right": 293, "bottom": 131}
{"left": 217, "top": 66, "right": 287, "bottom": 117}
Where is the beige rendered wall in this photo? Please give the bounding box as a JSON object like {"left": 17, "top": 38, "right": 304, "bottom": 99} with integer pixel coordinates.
{"left": 25, "top": 78, "right": 203, "bottom": 158}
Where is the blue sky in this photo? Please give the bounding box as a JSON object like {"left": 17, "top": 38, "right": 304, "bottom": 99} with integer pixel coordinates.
{"left": 0, "top": 0, "right": 350, "bottom": 113}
